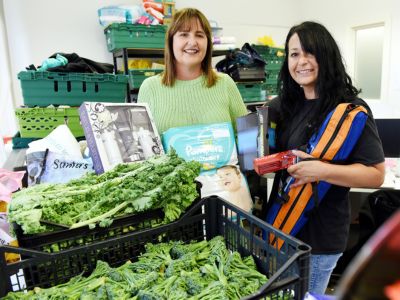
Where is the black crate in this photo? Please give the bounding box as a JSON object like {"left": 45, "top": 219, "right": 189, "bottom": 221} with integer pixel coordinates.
{"left": 0, "top": 196, "right": 311, "bottom": 299}
{"left": 13, "top": 209, "right": 164, "bottom": 252}
{"left": 13, "top": 181, "right": 202, "bottom": 253}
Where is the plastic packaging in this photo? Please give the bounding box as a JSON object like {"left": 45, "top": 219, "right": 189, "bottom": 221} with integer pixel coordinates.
{"left": 0, "top": 138, "right": 5, "bottom": 167}
{"left": 254, "top": 150, "right": 298, "bottom": 175}
{"left": 212, "top": 36, "right": 236, "bottom": 45}
{"left": 37, "top": 54, "right": 68, "bottom": 72}
{"left": 98, "top": 5, "right": 145, "bottom": 26}
{"left": 98, "top": 6, "right": 127, "bottom": 26}
{"left": 123, "top": 5, "right": 145, "bottom": 24}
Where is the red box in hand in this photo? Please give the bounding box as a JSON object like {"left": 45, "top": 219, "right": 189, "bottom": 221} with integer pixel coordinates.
{"left": 254, "top": 150, "right": 297, "bottom": 175}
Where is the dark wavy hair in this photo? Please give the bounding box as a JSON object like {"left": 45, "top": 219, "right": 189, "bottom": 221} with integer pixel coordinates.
{"left": 278, "top": 21, "right": 360, "bottom": 137}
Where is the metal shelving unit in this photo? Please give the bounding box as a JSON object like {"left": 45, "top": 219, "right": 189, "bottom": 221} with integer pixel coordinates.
{"left": 112, "top": 48, "right": 234, "bottom": 74}
{"left": 112, "top": 48, "right": 235, "bottom": 102}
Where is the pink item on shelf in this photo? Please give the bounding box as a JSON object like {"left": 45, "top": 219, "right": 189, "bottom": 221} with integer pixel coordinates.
{"left": 145, "top": 6, "right": 164, "bottom": 24}
{"left": 137, "top": 15, "right": 152, "bottom": 25}
{"left": 0, "top": 168, "right": 25, "bottom": 203}
{"left": 143, "top": 1, "right": 164, "bottom": 13}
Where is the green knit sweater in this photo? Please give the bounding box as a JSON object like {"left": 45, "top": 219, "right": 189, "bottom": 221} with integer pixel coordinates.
{"left": 137, "top": 73, "right": 248, "bottom": 134}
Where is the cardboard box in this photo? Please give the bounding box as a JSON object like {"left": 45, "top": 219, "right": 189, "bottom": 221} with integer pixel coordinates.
{"left": 79, "top": 102, "right": 164, "bottom": 174}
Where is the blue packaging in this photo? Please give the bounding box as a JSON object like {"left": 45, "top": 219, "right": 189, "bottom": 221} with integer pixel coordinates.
{"left": 162, "top": 122, "right": 238, "bottom": 173}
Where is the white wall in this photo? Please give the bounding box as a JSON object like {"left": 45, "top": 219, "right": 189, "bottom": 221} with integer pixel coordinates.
{"left": 3, "top": 0, "right": 294, "bottom": 110}
{"left": 0, "top": 1, "right": 17, "bottom": 137}
{"left": 3, "top": 0, "right": 400, "bottom": 124}
{"left": 3, "top": 0, "right": 135, "bottom": 107}
{"left": 178, "top": 0, "right": 296, "bottom": 47}
{"left": 300, "top": 0, "right": 400, "bottom": 118}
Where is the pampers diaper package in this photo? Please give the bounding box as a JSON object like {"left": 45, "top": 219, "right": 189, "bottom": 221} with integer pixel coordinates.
{"left": 162, "top": 122, "right": 252, "bottom": 213}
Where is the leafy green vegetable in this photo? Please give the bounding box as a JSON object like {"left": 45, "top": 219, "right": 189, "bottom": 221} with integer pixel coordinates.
{"left": 8, "top": 150, "right": 201, "bottom": 234}
{"left": 2, "top": 237, "right": 271, "bottom": 300}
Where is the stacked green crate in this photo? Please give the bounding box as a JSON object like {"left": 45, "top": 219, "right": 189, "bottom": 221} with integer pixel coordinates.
{"left": 18, "top": 71, "right": 128, "bottom": 106}
{"left": 14, "top": 71, "right": 128, "bottom": 148}
{"left": 104, "top": 24, "right": 167, "bottom": 100}
{"left": 104, "top": 24, "right": 167, "bottom": 51}
{"left": 15, "top": 107, "right": 84, "bottom": 138}
{"left": 128, "top": 69, "right": 163, "bottom": 89}
{"left": 252, "top": 45, "right": 285, "bottom": 97}
{"left": 236, "top": 82, "right": 266, "bottom": 103}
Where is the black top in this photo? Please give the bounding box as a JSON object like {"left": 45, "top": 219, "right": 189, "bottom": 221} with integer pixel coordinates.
{"left": 266, "top": 97, "right": 385, "bottom": 254}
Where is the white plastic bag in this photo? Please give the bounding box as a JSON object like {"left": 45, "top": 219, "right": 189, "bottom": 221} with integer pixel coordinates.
{"left": 26, "top": 125, "right": 93, "bottom": 185}
{"left": 26, "top": 150, "right": 93, "bottom": 186}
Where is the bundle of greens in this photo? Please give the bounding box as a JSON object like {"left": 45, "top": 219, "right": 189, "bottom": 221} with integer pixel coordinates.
{"left": 2, "top": 237, "right": 271, "bottom": 300}
{"left": 8, "top": 150, "right": 201, "bottom": 234}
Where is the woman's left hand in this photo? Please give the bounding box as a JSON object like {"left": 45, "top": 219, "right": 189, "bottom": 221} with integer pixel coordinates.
{"left": 287, "top": 150, "right": 324, "bottom": 187}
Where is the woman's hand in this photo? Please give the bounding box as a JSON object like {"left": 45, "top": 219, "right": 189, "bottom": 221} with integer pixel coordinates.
{"left": 287, "top": 150, "right": 325, "bottom": 187}
{"left": 287, "top": 150, "right": 386, "bottom": 188}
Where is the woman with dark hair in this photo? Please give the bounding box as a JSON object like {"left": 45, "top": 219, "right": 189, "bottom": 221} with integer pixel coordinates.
{"left": 138, "top": 8, "right": 247, "bottom": 134}
{"left": 265, "top": 21, "right": 385, "bottom": 294}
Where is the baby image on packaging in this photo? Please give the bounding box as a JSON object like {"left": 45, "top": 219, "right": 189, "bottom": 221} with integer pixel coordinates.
{"left": 199, "top": 165, "right": 253, "bottom": 214}
{"left": 216, "top": 165, "right": 253, "bottom": 213}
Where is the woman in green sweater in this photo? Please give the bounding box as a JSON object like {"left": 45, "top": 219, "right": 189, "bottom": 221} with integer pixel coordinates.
{"left": 137, "top": 7, "right": 248, "bottom": 134}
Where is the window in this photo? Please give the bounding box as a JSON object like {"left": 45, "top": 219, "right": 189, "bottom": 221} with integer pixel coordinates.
{"left": 353, "top": 23, "right": 385, "bottom": 100}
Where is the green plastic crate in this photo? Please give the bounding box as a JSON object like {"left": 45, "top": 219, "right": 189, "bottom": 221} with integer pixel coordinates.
{"left": 15, "top": 107, "right": 84, "bottom": 138}
{"left": 18, "top": 71, "right": 128, "bottom": 107}
{"left": 237, "top": 82, "right": 266, "bottom": 102}
{"left": 11, "top": 132, "right": 39, "bottom": 149}
{"left": 265, "top": 70, "right": 279, "bottom": 85}
{"left": 128, "top": 68, "right": 163, "bottom": 89}
{"left": 265, "top": 83, "right": 279, "bottom": 96}
{"left": 104, "top": 24, "right": 166, "bottom": 52}
{"left": 252, "top": 45, "right": 285, "bottom": 60}
{"left": 266, "top": 59, "right": 283, "bottom": 71}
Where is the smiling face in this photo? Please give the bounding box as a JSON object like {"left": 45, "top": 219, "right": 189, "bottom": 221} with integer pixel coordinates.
{"left": 288, "top": 33, "right": 319, "bottom": 99}
{"left": 172, "top": 18, "right": 207, "bottom": 78}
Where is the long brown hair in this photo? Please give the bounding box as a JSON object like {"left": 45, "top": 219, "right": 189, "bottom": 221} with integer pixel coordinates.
{"left": 162, "top": 7, "right": 218, "bottom": 87}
